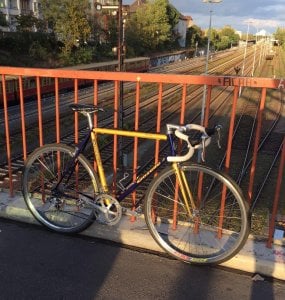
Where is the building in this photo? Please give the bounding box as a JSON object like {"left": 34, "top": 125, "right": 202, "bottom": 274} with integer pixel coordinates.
{"left": 175, "top": 15, "right": 193, "bottom": 47}
{"left": 0, "top": 0, "right": 193, "bottom": 48}
{"left": 0, "top": 0, "right": 41, "bottom": 31}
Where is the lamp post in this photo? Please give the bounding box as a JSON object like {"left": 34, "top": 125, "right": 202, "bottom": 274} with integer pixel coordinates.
{"left": 251, "top": 26, "right": 258, "bottom": 77}
{"left": 239, "top": 21, "right": 250, "bottom": 96}
{"left": 200, "top": 0, "right": 222, "bottom": 126}
{"left": 117, "top": 0, "right": 126, "bottom": 169}
{"left": 241, "top": 21, "right": 250, "bottom": 78}
{"left": 118, "top": 0, "right": 124, "bottom": 128}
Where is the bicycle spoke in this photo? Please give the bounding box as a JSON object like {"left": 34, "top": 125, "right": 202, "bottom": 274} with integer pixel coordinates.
{"left": 23, "top": 144, "right": 99, "bottom": 233}
{"left": 145, "top": 164, "right": 249, "bottom": 265}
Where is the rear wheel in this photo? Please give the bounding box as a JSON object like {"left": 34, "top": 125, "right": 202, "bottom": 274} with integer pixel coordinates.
{"left": 22, "top": 144, "right": 99, "bottom": 233}
{"left": 144, "top": 164, "right": 250, "bottom": 265}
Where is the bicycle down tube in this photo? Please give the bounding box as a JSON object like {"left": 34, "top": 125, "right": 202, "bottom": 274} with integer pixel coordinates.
{"left": 92, "top": 127, "right": 167, "bottom": 198}
{"left": 91, "top": 127, "right": 196, "bottom": 217}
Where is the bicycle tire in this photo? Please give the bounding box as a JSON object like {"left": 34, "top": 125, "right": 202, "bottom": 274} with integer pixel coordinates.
{"left": 144, "top": 163, "right": 250, "bottom": 265}
{"left": 22, "top": 144, "right": 100, "bottom": 233}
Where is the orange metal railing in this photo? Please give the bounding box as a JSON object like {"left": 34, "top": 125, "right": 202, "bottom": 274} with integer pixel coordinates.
{"left": 0, "top": 66, "right": 284, "bottom": 246}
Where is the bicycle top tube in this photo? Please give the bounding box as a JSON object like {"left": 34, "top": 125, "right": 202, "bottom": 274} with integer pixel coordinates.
{"left": 69, "top": 103, "right": 220, "bottom": 163}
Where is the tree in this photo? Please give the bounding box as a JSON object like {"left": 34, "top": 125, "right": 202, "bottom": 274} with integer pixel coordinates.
{"left": 274, "top": 27, "right": 285, "bottom": 47}
{"left": 0, "top": 11, "right": 7, "bottom": 27}
{"left": 206, "top": 27, "right": 220, "bottom": 51}
{"left": 216, "top": 35, "right": 230, "bottom": 50}
{"left": 125, "top": 0, "right": 171, "bottom": 54}
{"left": 219, "top": 25, "right": 239, "bottom": 46}
{"left": 186, "top": 25, "right": 205, "bottom": 48}
{"left": 41, "top": 0, "right": 92, "bottom": 64}
{"left": 16, "top": 13, "right": 46, "bottom": 32}
{"left": 166, "top": 3, "right": 180, "bottom": 48}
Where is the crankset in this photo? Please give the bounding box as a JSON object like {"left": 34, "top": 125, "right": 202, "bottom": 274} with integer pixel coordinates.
{"left": 94, "top": 194, "right": 122, "bottom": 226}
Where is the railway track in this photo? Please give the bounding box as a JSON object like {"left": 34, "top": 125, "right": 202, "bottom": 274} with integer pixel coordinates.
{"left": 1, "top": 46, "right": 284, "bottom": 232}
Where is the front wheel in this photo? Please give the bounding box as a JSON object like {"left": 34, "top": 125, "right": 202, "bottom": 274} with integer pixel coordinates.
{"left": 144, "top": 164, "right": 250, "bottom": 265}
{"left": 22, "top": 144, "right": 100, "bottom": 233}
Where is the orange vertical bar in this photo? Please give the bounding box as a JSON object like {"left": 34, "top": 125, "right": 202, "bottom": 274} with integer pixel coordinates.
{"left": 217, "top": 86, "right": 239, "bottom": 238}
{"left": 197, "top": 85, "right": 211, "bottom": 211}
{"left": 36, "top": 76, "right": 45, "bottom": 201}
{"left": 36, "top": 77, "right": 43, "bottom": 146}
{"left": 74, "top": 79, "right": 79, "bottom": 144}
{"left": 131, "top": 81, "right": 140, "bottom": 219}
{"left": 93, "top": 79, "right": 98, "bottom": 171}
{"left": 55, "top": 77, "right": 60, "bottom": 184}
{"left": 55, "top": 78, "right": 60, "bottom": 143}
{"left": 93, "top": 80, "right": 98, "bottom": 126}
{"left": 152, "top": 83, "right": 162, "bottom": 226}
{"left": 203, "top": 85, "right": 212, "bottom": 127}
{"left": 225, "top": 86, "right": 239, "bottom": 171}
{"left": 247, "top": 87, "right": 267, "bottom": 203}
{"left": 180, "top": 84, "right": 187, "bottom": 125}
{"left": 113, "top": 81, "right": 119, "bottom": 193}
{"left": 18, "top": 76, "right": 27, "bottom": 161}
{"left": 172, "top": 84, "right": 187, "bottom": 230}
{"left": 2, "top": 75, "right": 13, "bottom": 196}
{"left": 154, "top": 83, "right": 163, "bottom": 164}
{"left": 267, "top": 137, "right": 285, "bottom": 248}
{"left": 197, "top": 84, "right": 211, "bottom": 204}
{"left": 197, "top": 85, "right": 211, "bottom": 217}
{"left": 73, "top": 78, "right": 79, "bottom": 192}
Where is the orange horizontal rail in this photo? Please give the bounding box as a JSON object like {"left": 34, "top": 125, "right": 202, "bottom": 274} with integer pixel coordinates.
{"left": 0, "top": 65, "right": 284, "bottom": 248}
{"left": 0, "top": 66, "right": 284, "bottom": 89}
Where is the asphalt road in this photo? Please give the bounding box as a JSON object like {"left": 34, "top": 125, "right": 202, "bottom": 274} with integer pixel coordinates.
{"left": 0, "top": 218, "right": 285, "bottom": 300}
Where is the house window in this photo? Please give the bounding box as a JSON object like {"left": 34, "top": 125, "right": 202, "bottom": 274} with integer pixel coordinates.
{"left": 9, "top": 0, "right": 18, "bottom": 9}
{"left": 33, "top": 2, "right": 38, "bottom": 11}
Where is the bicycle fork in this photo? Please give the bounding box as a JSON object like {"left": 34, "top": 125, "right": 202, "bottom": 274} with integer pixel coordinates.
{"left": 172, "top": 163, "right": 202, "bottom": 233}
{"left": 172, "top": 163, "right": 196, "bottom": 218}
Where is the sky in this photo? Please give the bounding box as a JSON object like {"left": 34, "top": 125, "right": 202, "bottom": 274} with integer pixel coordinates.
{"left": 124, "top": 0, "right": 285, "bottom": 34}
{"left": 169, "top": 0, "right": 284, "bottom": 34}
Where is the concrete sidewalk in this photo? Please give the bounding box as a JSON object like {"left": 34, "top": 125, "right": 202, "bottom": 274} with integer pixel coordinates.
{"left": 0, "top": 191, "right": 284, "bottom": 281}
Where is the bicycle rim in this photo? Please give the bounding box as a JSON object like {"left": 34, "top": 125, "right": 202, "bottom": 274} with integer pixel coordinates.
{"left": 144, "top": 164, "right": 250, "bottom": 265}
{"left": 22, "top": 144, "right": 99, "bottom": 233}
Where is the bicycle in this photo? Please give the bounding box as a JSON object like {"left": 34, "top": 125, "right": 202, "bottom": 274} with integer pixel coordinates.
{"left": 22, "top": 103, "right": 250, "bottom": 265}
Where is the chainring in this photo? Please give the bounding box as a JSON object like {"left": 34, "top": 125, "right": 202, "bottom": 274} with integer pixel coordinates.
{"left": 94, "top": 194, "right": 122, "bottom": 225}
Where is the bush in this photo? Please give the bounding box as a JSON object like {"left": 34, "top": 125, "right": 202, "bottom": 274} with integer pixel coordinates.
{"left": 29, "top": 41, "right": 50, "bottom": 60}
{"left": 59, "top": 46, "right": 93, "bottom": 65}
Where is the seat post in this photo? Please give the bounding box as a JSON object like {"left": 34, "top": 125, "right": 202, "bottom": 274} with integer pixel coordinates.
{"left": 86, "top": 112, "right": 93, "bottom": 130}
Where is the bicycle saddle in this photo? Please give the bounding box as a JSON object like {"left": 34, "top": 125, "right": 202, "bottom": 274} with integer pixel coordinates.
{"left": 70, "top": 103, "right": 104, "bottom": 113}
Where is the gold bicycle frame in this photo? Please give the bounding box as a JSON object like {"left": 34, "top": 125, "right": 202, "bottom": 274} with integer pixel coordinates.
{"left": 91, "top": 127, "right": 167, "bottom": 192}
{"left": 90, "top": 127, "right": 195, "bottom": 218}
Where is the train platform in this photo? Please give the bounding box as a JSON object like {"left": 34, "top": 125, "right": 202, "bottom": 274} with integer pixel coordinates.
{"left": 0, "top": 191, "right": 284, "bottom": 281}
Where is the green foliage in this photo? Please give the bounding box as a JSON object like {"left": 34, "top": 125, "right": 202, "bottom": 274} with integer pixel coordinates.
{"left": 0, "top": 31, "right": 58, "bottom": 66}
{"left": 274, "top": 27, "right": 285, "bottom": 47}
{"left": 219, "top": 26, "right": 239, "bottom": 45}
{"left": 16, "top": 14, "right": 46, "bottom": 32}
{"left": 207, "top": 25, "right": 240, "bottom": 51}
{"left": 167, "top": 3, "right": 180, "bottom": 28}
{"left": 41, "top": 0, "right": 92, "bottom": 63}
{"left": 186, "top": 25, "right": 206, "bottom": 48}
{"left": 215, "top": 35, "right": 230, "bottom": 50}
{"left": 29, "top": 41, "right": 50, "bottom": 60}
{"left": 59, "top": 46, "right": 93, "bottom": 65}
{"left": 125, "top": 0, "right": 172, "bottom": 54}
{"left": 0, "top": 11, "right": 7, "bottom": 27}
